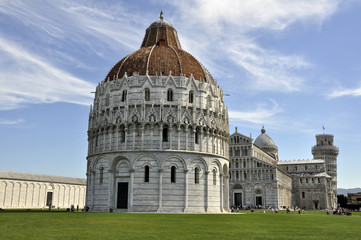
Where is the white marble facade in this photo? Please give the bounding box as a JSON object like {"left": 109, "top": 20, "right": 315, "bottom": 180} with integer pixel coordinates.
{"left": 86, "top": 14, "right": 230, "bottom": 213}
{"left": 0, "top": 171, "right": 86, "bottom": 209}
{"left": 229, "top": 128, "right": 338, "bottom": 210}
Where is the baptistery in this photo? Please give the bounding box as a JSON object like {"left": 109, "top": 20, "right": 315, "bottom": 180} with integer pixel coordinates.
{"left": 85, "top": 12, "right": 230, "bottom": 212}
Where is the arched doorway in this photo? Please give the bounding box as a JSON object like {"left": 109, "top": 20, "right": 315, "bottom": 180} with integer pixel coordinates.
{"left": 233, "top": 184, "right": 243, "bottom": 207}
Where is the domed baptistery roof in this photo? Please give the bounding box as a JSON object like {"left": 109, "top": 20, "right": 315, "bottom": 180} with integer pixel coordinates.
{"left": 105, "top": 11, "right": 215, "bottom": 84}
{"left": 86, "top": 12, "right": 230, "bottom": 213}
{"left": 254, "top": 127, "right": 278, "bottom": 159}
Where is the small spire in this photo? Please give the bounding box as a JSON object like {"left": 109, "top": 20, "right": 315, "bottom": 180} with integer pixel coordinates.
{"left": 235, "top": 126, "right": 238, "bottom": 133}
{"left": 160, "top": 10, "right": 164, "bottom": 19}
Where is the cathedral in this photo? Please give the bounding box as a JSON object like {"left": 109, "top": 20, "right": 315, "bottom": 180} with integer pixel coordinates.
{"left": 229, "top": 127, "right": 338, "bottom": 210}
{"left": 85, "top": 12, "right": 229, "bottom": 213}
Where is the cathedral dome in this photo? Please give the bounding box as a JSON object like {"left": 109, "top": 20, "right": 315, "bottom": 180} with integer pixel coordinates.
{"left": 254, "top": 127, "right": 278, "bottom": 159}
{"left": 254, "top": 127, "right": 276, "bottom": 148}
{"left": 104, "top": 12, "right": 215, "bottom": 84}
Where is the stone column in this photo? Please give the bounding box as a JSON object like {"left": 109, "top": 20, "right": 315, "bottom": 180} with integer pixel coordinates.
{"left": 109, "top": 129, "right": 112, "bottom": 151}
{"left": 192, "top": 129, "right": 196, "bottom": 151}
{"left": 132, "top": 126, "right": 136, "bottom": 149}
{"left": 103, "top": 130, "right": 106, "bottom": 152}
{"left": 129, "top": 168, "right": 135, "bottom": 210}
{"left": 158, "top": 169, "right": 163, "bottom": 212}
{"left": 205, "top": 171, "right": 209, "bottom": 212}
{"left": 160, "top": 125, "right": 163, "bottom": 150}
{"left": 124, "top": 127, "right": 128, "bottom": 150}
{"left": 216, "top": 133, "right": 219, "bottom": 154}
{"left": 219, "top": 173, "right": 223, "bottom": 212}
{"left": 184, "top": 169, "right": 189, "bottom": 211}
{"left": 169, "top": 126, "right": 172, "bottom": 149}
{"left": 211, "top": 132, "right": 215, "bottom": 153}
{"left": 108, "top": 170, "right": 114, "bottom": 210}
{"left": 185, "top": 126, "right": 188, "bottom": 151}
{"left": 206, "top": 130, "right": 209, "bottom": 153}
{"left": 224, "top": 174, "right": 229, "bottom": 211}
{"left": 177, "top": 127, "right": 181, "bottom": 150}
{"left": 116, "top": 126, "right": 120, "bottom": 150}
{"left": 141, "top": 125, "right": 145, "bottom": 150}
{"left": 199, "top": 129, "right": 203, "bottom": 152}
{"left": 91, "top": 170, "right": 95, "bottom": 209}
{"left": 150, "top": 126, "right": 154, "bottom": 149}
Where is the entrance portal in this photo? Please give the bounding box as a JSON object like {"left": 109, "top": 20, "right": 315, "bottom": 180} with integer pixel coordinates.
{"left": 234, "top": 193, "right": 242, "bottom": 206}
{"left": 256, "top": 196, "right": 262, "bottom": 206}
{"left": 314, "top": 200, "right": 319, "bottom": 209}
{"left": 117, "top": 182, "right": 128, "bottom": 209}
{"left": 46, "top": 192, "right": 53, "bottom": 207}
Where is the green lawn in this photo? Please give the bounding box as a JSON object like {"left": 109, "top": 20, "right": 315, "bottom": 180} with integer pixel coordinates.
{"left": 0, "top": 210, "right": 360, "bottom": 240}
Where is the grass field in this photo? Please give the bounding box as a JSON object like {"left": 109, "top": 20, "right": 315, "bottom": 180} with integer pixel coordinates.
{"left": 1, "top": 210, "right": 360, "bottom": 240}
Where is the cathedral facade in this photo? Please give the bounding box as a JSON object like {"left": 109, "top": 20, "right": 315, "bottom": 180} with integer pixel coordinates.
{"left": 229, "top": 127, "right": 338, "bottom": 210}
{"left": 85, "top": 13, "right": 230, "bottom": 213}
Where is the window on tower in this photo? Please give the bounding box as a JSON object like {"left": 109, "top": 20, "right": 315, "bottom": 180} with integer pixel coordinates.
{"left": 121, "top": 90, "right": 127, "bottom": 102}
{"left": 189, "top": 91, "right": 194, "bottom": 103}
{"left": 144, "top": 165, "right": 150, "bottom": 182}
{"left": 167, "top": 89, "right": 173, "bottom": 101}
{"left": 195, "top": 167, "right": 200, "bottom": 184}
{"left": 171, "top": 166, "right": 176, "bottom": 183}
{"left": 162, "top": 126, "right": 169, "bottom": 142}
{"left": 144, "top": 88, "right": 150, "bottom": 101}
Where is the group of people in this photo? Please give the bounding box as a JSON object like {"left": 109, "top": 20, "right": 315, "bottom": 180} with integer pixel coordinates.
{"left": 327, "top": 207, "right": 352, "bottom": 216}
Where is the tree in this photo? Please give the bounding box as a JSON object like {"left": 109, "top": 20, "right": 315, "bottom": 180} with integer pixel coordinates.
{"left": 337, "top": 194, "right": 348, "bottom": 208}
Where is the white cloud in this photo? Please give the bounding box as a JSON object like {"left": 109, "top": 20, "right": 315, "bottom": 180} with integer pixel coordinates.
{"left": 0, "top": 37, "right": 95, "bottom": 110}
{"left": 169, "top": 0, "right": 340, "bottom": 92}
{"left": 328, "top": 87, "right": 361, "bottom": 98}
{"left": 0, "top": 119, "right": 24, "bottom": 125}
{"left": 174, "top": 0, "right": 339, "bottom": 31}
{"left": 229, "top": 99, "right": 282, "bottom": 124}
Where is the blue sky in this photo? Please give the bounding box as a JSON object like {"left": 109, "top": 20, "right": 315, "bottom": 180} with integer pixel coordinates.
{"left": 0, "top": 0, "right": 360, "bottom": 188}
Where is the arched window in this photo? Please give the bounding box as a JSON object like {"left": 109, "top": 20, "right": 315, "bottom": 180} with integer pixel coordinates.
{"left": 213, "top": 169, "right": 217, "bottom": 185}
{"left": 162, "top": 126, "right": 168, "bottom": 142}
{"left": 171, "top": 166, "right": 176, "bottom": 183}
{"left": 195, "top": 167, "right": 200, "bottom": 184}
{"left": 99, "top": 167, "right": 104, "bottom": 184}
{"left": 189, "top": 91, "right": 194, "bottom": 103}
{"left": 120, "top": 129, "right": 126, "bottom": 143}
{"left": 144, "top": 88, "right": 150, "bottom": 101}
{"left": 105, "top": 93, "right": 110, "bottom": 106}
{"left": 121, "top": 90, "right": 127, "bottom": 102}
{"left": 167, "top": 89, "right": 173, "bottom": 101}
{"left": 195, "top": 128, "right": 199, "bottom": 144}
{"left": 144, "top": 165, "right": 150, "bottom": 182}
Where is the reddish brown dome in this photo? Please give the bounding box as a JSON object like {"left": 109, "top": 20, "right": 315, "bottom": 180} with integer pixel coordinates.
{"left": 105, "top": 12, "right": 215, "bottom": 84}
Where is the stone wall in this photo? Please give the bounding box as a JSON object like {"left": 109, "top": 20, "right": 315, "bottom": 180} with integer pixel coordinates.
{"left": 0, "top": 178, "right": 85, "bottom": 209}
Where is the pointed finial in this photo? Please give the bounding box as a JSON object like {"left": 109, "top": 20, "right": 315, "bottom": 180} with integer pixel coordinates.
{"left": 160, "top": 10, "right": 164, "bottom": 19}
{"left": 261, "top": 125, "right": 266, "bottom": 134}
{"left": 235, "top": 126, "right": 238, "bottom": 133}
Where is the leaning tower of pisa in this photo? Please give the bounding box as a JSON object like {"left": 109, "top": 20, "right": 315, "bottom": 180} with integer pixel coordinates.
{"left": 312, "top": 134, "right": 339, "bottom": 208}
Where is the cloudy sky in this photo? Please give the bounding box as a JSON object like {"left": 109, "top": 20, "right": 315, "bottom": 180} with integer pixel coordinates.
{"left": 0, "top": 0, "right": 360, "bottom": 188}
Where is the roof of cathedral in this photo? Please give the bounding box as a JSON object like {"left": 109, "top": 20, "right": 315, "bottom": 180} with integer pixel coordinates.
{"left": 278, "top": 159, "right": 325, "bottom": 165}
{"left": 290, "top": 172, "right": 332, "bottom": 178}
{"left": 105, "top": 12, "right": 215, "bottom": 84}
{"left": 0, "top": 171, "right": 86, "bottom": 185}
{"left": 254, "top": 127, "right": 277, "bottom": 148}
